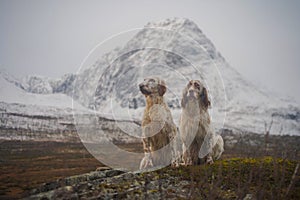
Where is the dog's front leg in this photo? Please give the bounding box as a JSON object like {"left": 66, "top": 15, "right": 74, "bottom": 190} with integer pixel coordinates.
{"left": 182, "top": 143, "right": 192, "bottom": 166}
{"left": 140, "top": 127, "right": 154, "bottom": 170}
{"left": 182, "top": 143, "right": 187, "bottom": 165}
{"left": 171, "top": 145, "right": 180, "bottom": 167}
{"left": 140, "top": 141, "right": 154, "bottom": 169}
{"left": 140, "top": 152, "right": 153, "bottom": 169}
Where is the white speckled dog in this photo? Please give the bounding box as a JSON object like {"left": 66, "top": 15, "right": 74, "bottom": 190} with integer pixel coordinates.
{"left": 180, "top": 80, "right": 224, "bottom": 165}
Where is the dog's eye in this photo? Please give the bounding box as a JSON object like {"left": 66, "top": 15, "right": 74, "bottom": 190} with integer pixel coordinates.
{"left": 149, "top": 79, "right": 155, "bottom": 82}
{"left": 194, "top": 82, "right": 200, "bottom": 89}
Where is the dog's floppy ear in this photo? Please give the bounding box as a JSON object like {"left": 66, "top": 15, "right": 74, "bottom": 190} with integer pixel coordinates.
{"left": 158, "top": 80, "right": 166, "bottom": 96}
{"left": 181, "top": 89, "right": 188, "bottom": 108}
{"left": 200, "top": 87, "right": 211, "bottom": 109}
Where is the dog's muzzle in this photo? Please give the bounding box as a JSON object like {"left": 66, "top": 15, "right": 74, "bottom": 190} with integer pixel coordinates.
{"left": 139, "top": 84, "right": 151, "bottom": 95}
{"left": 187, "top": 90, "right": 197, "bottom": 99}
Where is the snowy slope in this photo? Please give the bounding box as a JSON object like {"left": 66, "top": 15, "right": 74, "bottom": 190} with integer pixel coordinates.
{"left": 0, "top": 74, "right": 87, "bottom": 112}
{"left": 0, "top": 75, "right": 140, "bottom": 143}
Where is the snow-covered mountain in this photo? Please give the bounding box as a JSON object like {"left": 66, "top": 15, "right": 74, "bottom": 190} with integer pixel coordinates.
{"left": 90, "top": 18, "right": 300, "bottom": 135}
{"left": 1, "top": 18, "right": 299, "bottom": 139}
{"left": 0, "top": 73, "right": 140, "bottom": 143}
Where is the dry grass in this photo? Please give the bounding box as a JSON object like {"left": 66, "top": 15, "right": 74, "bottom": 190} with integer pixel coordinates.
{"left": 0, "top": 132, "right": 299, "bottom": 199}
{"left": 0, "top": 140, "right": 102, "bottom": 199}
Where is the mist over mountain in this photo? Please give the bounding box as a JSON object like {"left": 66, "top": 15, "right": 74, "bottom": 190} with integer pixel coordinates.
{"left": 1, "top": 18, "right": 299, "bottom": 137}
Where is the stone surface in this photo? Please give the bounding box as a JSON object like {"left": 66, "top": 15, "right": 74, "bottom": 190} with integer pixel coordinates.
{"left": 24, "top": 156, "right": 300, "bottom": 200}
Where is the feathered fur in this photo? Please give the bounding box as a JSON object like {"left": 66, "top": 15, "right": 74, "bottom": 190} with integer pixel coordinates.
{"left": 180, "top": 80, "right": 224, "bottom": 165}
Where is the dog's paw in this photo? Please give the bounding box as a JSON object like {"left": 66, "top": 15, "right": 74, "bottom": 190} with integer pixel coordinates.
{"left": 139, "top": 153, "right": 154, "bottom": 170}
{"left": 184, "top": 156, "right": 193, "bottom": 166}
{"left": 205, "top": 156, "right": 214, "bottom": 165}
{"left": 171, "top": 159, "right": 180, "bottom": 168}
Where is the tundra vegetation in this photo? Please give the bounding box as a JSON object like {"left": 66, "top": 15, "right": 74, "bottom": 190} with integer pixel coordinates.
{"left": 0, "top": 130, "right": 299, "bottom": 199}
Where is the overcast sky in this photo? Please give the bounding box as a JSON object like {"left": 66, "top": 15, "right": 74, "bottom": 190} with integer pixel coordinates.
{"left": 0, "top": 0, "right": 299, "bottom": 103}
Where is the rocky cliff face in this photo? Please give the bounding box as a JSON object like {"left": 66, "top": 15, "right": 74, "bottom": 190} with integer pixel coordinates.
{"left": 0, "top": 102, "right": 77, "bottom": 142}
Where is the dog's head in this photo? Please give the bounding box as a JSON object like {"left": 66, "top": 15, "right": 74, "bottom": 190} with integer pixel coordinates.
{"left": 181, "top": 80, "right": 211, "bottom": 109}
{"left": 139, "top": 77, "right": 166, "bottom": 96}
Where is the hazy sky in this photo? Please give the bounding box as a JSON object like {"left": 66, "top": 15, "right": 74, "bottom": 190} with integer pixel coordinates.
{"left": 0, "top": 0, "right": 300, "bottom": 103}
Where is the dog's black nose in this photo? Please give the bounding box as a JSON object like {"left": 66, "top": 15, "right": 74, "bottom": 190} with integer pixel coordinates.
{"left": 139, "top": 83, "right": 144, "bottom": 88}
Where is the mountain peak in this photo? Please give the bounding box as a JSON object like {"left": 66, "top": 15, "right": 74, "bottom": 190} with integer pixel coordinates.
{"left": 145, "top": 18, "right": 203, "bottom": 33}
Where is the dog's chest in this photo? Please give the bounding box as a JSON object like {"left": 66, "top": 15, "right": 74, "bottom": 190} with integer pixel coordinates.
{"left": 180, "top": 115, "right": 207, "bottom": 141}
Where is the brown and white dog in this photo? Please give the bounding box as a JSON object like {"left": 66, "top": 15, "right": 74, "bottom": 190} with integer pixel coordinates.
{"left": 139, "top": 77, "right": 179, "bottom": 169}
{"left": 180, "top": 80, "right": 224, "bottom": 165}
